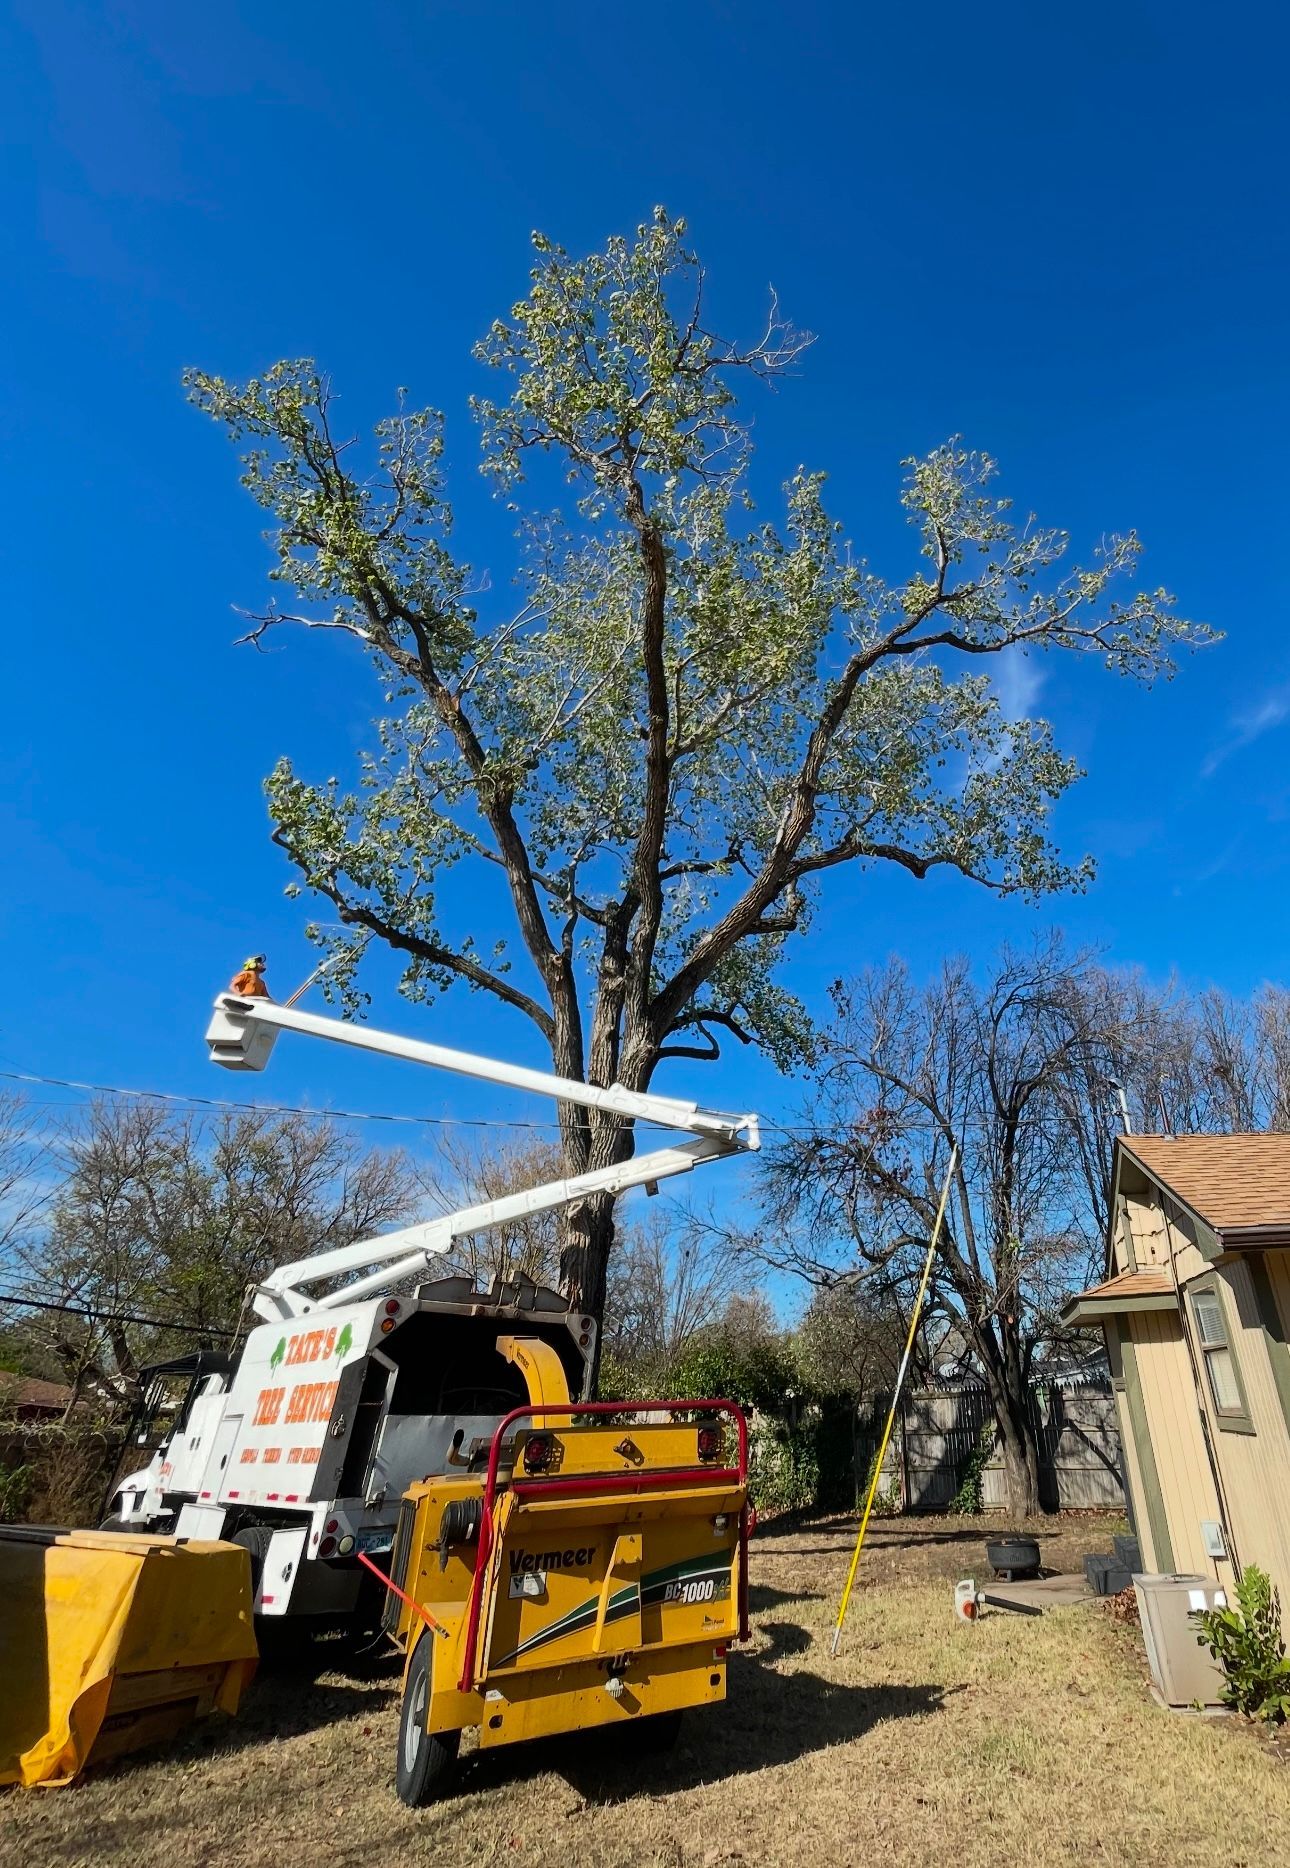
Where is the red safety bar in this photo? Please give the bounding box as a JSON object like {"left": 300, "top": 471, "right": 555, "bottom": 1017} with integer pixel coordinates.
{"left": 458, "top": 1398, "right": 749, "bottom": 1693}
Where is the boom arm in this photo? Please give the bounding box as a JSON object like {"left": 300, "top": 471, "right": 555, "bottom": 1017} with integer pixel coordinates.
{"left": 205, "top": 994, "right": 760, "bottom": 1322}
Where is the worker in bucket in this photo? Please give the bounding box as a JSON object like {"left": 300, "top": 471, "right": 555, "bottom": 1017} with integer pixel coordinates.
{"left": 229, "top": 954, "right": 271, "bottom": 998}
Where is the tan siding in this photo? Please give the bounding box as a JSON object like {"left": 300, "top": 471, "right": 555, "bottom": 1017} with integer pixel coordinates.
{"left": 1123, "top": 1193, "right": 1210, "bottom": 1279}
{"left": 1113, "top": 1386, "right": 1158, "bottom": 1569}
{"left": 1159, "top": 1208, "right": 1210, "bottom": 1285}
{"left": 1203, "top": 1261, "right": 1290, "bottom": 1602}
{"left": 1124, "top": 1196, "right": 1170, "bottom": 1268}
{"left": 1129, "top": 1310, "right": 1230, "bottom": 1582}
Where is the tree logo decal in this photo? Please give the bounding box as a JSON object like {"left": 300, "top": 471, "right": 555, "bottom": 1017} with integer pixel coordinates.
{"left": 334, "top": 1322, "right": 354, "bottom": 1361}
{"left": 269, "top": 1336, "right": 286, "bottom": 1374}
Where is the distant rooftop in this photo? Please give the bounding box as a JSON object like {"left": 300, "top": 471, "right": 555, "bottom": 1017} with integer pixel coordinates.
{"left": 0, "top": 1373, "right": 74, "bottom": 1413}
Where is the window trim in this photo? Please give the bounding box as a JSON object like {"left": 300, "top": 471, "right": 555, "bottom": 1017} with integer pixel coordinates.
{"left": 1188, "top": 1276, "right": 1256, "bottom": 1436}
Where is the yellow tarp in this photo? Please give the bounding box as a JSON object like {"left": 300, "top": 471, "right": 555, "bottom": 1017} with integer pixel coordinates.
{"left": 0, "top": 1529, "right": 258, "bottom": 1787}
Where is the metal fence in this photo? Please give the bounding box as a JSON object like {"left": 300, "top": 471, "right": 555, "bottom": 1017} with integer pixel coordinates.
{"left": 858, "top": 1383, "right": 1124, "bottom": 1512}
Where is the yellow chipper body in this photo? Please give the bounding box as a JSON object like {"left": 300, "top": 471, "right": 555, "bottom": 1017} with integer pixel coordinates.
{"left": 0, "top": 1527, "right": 257, "bottom": 1788}
{"left": 372, "top": 1337, "right": 751, "bottom": 1805}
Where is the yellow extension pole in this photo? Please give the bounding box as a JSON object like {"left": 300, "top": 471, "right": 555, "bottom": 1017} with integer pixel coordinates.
{"left": 830, "top": 1142, "right": 959, "bottom": 1657}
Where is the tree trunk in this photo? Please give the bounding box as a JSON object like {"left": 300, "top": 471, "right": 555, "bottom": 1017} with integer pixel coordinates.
{"left": 552, "top": 992, "right": 661, "bottom": 1388}
{"left": 971, "top": 1322, "right": 1046, "bottom": 1520}
{"left": 558, "top": 1188, "right": 615, "bottom": 1342}
{"left": 997, "top": 1402, "right": 1042, "bottom": 1520}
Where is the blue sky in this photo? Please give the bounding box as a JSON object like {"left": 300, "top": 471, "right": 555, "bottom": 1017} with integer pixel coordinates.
{"left": 2, "top": 0, "right": 1288, "bottom": 1171}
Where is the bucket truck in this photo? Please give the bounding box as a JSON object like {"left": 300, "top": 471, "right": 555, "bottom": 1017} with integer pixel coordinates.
{"left": 104, "top": 989, "right": 760, "bottom": 1639}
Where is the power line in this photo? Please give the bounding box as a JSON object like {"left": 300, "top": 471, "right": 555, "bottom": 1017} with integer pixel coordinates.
{"left": 0, "top": 1063, "right": 816, "bottom": 1135}
{"left": 1, "top": 1063, "right": 1069, "bottom": 1141}
{"left": 0, "top": 1289, "right": 236, "bottom": 1338}
{"left": 0, "top": 1066, "right": 568, "bottom": 1132}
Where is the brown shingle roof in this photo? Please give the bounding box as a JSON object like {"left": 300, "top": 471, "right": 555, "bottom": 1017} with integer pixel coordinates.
{"left": 1081, "top": 1268, "right": 1175, "bottom": 1302}
{"left": 0, "top": 1373, "right": 74, "bottom": 1412}
{"left": 1122, "top": 1134, "right": 1290, "bottom": 1235}
{"left": 1061, "top": 1267, "right": 1178, "bottom": 1326}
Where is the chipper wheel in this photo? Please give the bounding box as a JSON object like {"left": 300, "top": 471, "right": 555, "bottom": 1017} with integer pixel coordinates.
{"left": 396, "top": 1634, "right": 460, "bottom": 1806}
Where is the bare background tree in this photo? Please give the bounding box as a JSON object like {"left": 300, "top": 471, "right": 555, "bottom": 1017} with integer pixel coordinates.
{"left": 0, "top": 1091, "right": 51, "bottom": 1278}
{"left": 412, "top": 1132, "right": 564, "bottom": 1289}
{"left": 601, "top": 1209, "right": 745, "bottom": 1383}
{"left": 793, "top": 1281, "right": 911, "bottom": 1405}
{"left": 10, "top": 1102, "right": 414, "bottom": 1411}
{"left": 761, "top": 941, "right": 1152, "bottom": 1516}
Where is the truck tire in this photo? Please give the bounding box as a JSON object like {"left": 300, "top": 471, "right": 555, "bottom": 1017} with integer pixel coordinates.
{"left": 232, "top": 1526, "right": 312, "bottom": 1663}
{"left": 396, "top": 1635, "right": 459, "bottom": 1806}
{"left": 231, "top": 1524, "right": 274, "bottom": 1590}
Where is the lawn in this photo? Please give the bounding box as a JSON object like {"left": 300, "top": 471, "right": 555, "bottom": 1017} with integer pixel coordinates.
{"left": 6, "top": 1513, "right": 1287, "bottom": 1868}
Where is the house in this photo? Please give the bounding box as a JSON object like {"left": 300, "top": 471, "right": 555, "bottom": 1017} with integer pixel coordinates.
{"left": 1062, "top": 1134, "right": 1290, "bottom": 1598}
{"left": 0, "top": 1374, "right": 76, "bottom": 1422}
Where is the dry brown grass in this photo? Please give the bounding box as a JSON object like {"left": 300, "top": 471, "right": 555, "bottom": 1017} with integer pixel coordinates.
{"left": 5, "top": 1513, "right": 1286, "bottom": 1868}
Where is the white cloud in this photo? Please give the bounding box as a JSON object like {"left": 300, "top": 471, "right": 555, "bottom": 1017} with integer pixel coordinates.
{"left": 992, "top": 647, "right": 1047, "bottom": 723}
{"left": 1201, "top": 689, "right": 1290, "bottom": 779}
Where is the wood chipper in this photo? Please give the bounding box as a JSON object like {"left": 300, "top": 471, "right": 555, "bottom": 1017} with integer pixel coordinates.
{"left": 371, "top": 1333, "right": 750, "bottom": 1805}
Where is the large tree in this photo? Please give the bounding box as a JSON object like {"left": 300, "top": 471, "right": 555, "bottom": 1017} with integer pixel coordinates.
{"left": 189, "top": 209, "right": 1210, "bottom": 1325}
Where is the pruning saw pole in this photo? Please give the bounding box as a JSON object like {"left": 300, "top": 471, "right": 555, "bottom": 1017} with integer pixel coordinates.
{"left": 830, "top": 1142, "right": 959, "bottom": 1657}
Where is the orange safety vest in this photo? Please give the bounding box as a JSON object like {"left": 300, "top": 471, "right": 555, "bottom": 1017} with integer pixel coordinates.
{"left": 229, "top": 969, "right": 270, "bottom": 998}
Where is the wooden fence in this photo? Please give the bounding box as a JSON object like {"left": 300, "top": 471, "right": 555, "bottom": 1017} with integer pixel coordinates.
{"left": 858, "top": 1383, "right": 1124, "bottom": 1512}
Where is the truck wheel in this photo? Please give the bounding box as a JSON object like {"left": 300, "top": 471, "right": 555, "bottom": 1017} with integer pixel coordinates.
{"left": 231, "top": 1524, "right": 274, "bottom": 1590}
{"left": 231, "top": 1526, "right": 306, "bottom": 1662}
{"left": 396, "top": 1636, "right": 459, "bottom": 1806}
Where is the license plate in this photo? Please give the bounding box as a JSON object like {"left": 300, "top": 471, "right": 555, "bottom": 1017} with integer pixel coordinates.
{"left": 357, "top": 1528, "right": 393, "bottom": 1555}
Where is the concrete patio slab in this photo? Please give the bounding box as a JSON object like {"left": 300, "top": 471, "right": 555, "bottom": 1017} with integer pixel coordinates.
{"left": 981, "top": 1572, "right": 1093, "bottom": 1613}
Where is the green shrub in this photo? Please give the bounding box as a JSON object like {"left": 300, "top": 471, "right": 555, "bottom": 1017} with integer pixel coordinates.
{"left": 1193, "top": 1565, "right": 1290, "bottom": 1722}
{"left": 750, "top": 1421, "right": 819, "bottom": 1516}
{"left": 948, "top": 1420, "right": 994, "bottom": 1515}
{"left": 859, "top": 1443, "right": 900, "bottom": 1517}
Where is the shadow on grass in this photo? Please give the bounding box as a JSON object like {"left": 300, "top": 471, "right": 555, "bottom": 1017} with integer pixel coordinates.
{"left": 747, "top": 1581, "right": 824, "bottom": 1614}
{"left": 451, "top": 1648, "right": 947, "bottom": 1806}
{"left": 68, "top": 1638, "right": 405, "bottom": 1787}
{"left": 211, "top": 1635, "right": 403, "bottom": 1740}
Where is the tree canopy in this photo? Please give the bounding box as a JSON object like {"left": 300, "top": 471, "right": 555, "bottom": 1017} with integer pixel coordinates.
{"left": 188, "top": 208, "right": 1212, "bottom": 1318}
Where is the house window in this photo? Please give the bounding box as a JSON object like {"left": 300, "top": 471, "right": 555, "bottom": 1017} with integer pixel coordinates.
{"left": 1190, "top": 1283, "right": 1253, "bottom": 1431}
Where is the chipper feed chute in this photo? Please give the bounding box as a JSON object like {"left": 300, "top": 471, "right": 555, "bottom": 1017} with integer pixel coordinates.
{"left": 0, "top": 1527, "right": 257, "bottom": 1787}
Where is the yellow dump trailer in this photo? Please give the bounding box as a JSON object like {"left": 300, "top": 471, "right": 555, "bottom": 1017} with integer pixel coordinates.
{"left": 0, "top": 1526, "right": 257, "bottom": 1787}
{"left": 370, "top": 1337, "right": 750, "bottom": 1805}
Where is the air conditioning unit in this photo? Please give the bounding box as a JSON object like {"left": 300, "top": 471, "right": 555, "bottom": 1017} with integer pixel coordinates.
{"left": 1133, "top": 1574, "right": 1228, "bottom": 1708}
